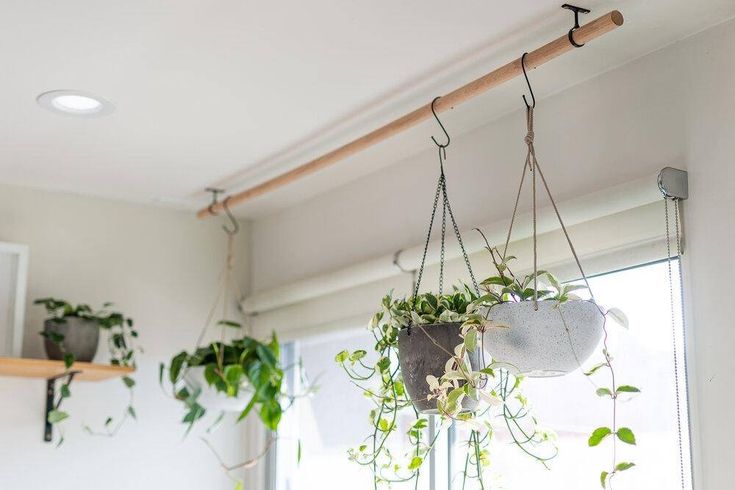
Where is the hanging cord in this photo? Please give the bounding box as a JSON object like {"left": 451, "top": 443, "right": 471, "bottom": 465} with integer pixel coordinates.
{"left": 501, "top": 53, "right": 598, "bottom": 314}
{"left": 665, "top": 197, "right": 691, "bottom": 490}
{"left": 413, "top": 97, "right": 479, "bottom": 301}
{"left": 195, "top": 193, "right": 246, "bottom": 347}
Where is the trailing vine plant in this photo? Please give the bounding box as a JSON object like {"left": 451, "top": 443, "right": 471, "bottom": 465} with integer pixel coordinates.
{"left": 476, "top": 226, "right": 638, "bottom": 488}
{"left": 35, "top": 298, "right": 139, "bottom": 444}
{"left": 336, "top": 287, "right": 557, "bottom": 488}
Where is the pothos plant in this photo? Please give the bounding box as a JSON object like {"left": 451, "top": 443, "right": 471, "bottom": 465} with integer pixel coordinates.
{"left": 160, "top": 325, "right": 284, "bottom": 435}
{"left": 336, "top": 286, "right": 557, "bottom": 489}
{"left": 35, "top": 298, "right": 139, "bottom": 443}
{"left": 477, "top": 242, "right": 639, "bottom": 489}
{"left": 159, "top": 320, "right": 313, "bottom": 490}
{"left": 337, "top": 254, "right": 638, "bottom": 488}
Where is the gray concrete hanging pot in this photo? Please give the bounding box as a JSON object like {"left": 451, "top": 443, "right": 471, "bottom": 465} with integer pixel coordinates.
{"left": 482, "top": 300, "right": 604, "bottom": 377}
{"left": 43, "top": 317, "right": 100, "bottom": 362}
{"left": 398, "top": 322, "right": 481, "bottom": 413}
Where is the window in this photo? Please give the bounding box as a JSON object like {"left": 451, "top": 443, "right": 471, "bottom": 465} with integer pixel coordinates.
{"left": 270, "top": 260, "right": 692, "bottom": 489}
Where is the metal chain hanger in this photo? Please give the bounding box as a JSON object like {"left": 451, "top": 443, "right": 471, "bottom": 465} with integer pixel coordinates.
{"left": 413, "top": 97, "right": 479, "bottom": 299}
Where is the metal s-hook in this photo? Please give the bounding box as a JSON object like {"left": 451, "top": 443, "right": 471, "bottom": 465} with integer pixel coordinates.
{"left": 206, "top": 188, "right": 239, "bottom": 235}
{"left": 221, "top": 197, "right": 240, "bottom": 236}
{"left": 521, "top": 53, "right": 536, "bottom": 109}
{"left": 430, "top": 96, "right": 451, "bottom": 152}
{"left": 562, "top": 4, "right": 591, "bottom": 48}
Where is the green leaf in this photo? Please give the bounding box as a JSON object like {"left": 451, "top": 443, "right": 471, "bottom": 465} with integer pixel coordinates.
{"left": 334, "top": 350, "right": 349, "bottom": 363}
{"left": 234, "top": 481, "right": 243, "bottom": 490}
{"left": 617, "top": 427, "right": 637, "bottom": 445}
{"left": 616, "top": 385, "right": 640, "bottom": 394}
{"left": 47, "top": 410, "right": 69, "bottom": 424}
{"left": 600, "top": 471, "right": 608, "bottom": 488}
{"left": 588, "top": 427, "right": 612, "bottom": 447}
{"left": 584, "top": 362, "right": 607, "bottom": 376}
{"left": 158, "top": 363, "right": 165, "bottom": 386}
{"left": 122, "top": 376, "right": 136, "bottom": 388}
{"left": 376, "top": 356, "right": 390, "bottom": 373}
{"left": 297, "top": 439, "right": 302, "bottom": 465}
{"left": 408, "top": 456, "right": 423, "bottom": 470}
{"left": 60, "top": 384, "right": 71, "bottom": 399}
{"left": 127, "top": 405, "right": 137, "bottom": 420}
{"left": 63, "top": 353, "right": 75, "bottom": 369}
{"left": 217, "top": 320, "right": 242, "bottom": 328}
{"left": 615, "top": 461, "right": 636, "bottom": 472}
{"left": 596, "top": 387, "right": 613, "bottom": 397}
{"left": 349, "top": 350, "right": 367, "bottom": 362}
{"left": 464, "top": 329, "right": 477, "bottom": 351}
{"left": 169, "top": 351, "right": 188, "bottom": 384}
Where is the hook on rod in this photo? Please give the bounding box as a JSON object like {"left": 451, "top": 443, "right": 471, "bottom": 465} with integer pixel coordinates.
{"left": 221, "top": 197, "right": 240, "bottom": 236}
{"left": 206, "top": 188, "right": 239, "bottom": 235}
{"left": 521, "top": 53, "right": 536, "bottom": 109}
{"left": 430, "top": 96, "right": 451, "bottom": 151}
{"left": 562, "top": 4, "right": 591, "bottom": 48}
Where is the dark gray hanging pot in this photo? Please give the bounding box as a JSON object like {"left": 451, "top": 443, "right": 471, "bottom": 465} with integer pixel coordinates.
{"left": 482, "top": 300, "right": 604, "bottom": 377}
{"left": 398, "top": 322, "right": 481, "bottom": 414}
{"left": 43, "top": 317, "right": 100, "bottom": 362}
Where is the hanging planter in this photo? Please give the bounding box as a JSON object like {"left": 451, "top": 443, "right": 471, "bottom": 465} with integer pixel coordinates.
{"left": 483, "top": 299, "right": 604, "bottom": 377}
{"left": 469, "top": 53, "right": 639, "bottom": 489}
{"left": 160, "top": 209, "right": 287, "bottom": 433}
{"left": 335, "top": 97, "right": 559, "bottom": 490}
{"left": 158, "top": 198, "right": 309, "bottom": 488}
{"left": 398, "top": 321, "right": 480, "bottom": 413}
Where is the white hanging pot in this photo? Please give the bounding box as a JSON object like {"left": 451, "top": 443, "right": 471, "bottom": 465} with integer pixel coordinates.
{"left": 482, "top": 300, "right": 604, "bottom": 377}
{"left": 184, "top": 366, "right": 253, "bottom": 412}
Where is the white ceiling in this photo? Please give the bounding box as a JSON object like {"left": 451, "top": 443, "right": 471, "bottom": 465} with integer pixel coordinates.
{"left": 1, "top": 0, "right": 733, "bottom": 217}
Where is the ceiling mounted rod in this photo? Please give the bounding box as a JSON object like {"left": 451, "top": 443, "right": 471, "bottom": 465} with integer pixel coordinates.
{"left": 198, "top": 9, "right": 624, "bottom": 218}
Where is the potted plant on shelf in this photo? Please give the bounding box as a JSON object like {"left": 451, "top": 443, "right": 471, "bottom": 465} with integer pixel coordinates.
{"left": 35, "top": 298, "right": 139, "bottom": 442}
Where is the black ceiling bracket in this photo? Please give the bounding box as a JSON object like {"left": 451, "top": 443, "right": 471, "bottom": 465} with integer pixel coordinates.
{"left": 44, "top": 371, "right": 80, "bottom": 442}
{"left": 562, "top": 4, "right": 591, "bottom": 48}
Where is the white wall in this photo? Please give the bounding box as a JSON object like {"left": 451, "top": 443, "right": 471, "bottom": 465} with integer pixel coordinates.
{"left": 249, "top": 19, "right": 735, "bottom": 489}
{"left": 0, "top": 184, "right": 252, "bottom": 490}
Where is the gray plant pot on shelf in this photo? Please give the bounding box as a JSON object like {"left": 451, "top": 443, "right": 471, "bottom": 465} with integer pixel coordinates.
{"left": 398, "top": 322, "right": 481, "bottom": 414}
{"left": 482, "top": 300, "right": 604, "bottom": 378}
{"left": 43, "top": 317, "right": 100, "bottom": 362}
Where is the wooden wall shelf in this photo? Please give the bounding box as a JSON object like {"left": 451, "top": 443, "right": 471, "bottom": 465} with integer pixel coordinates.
{"left": 0, "top": 357, "right": 135, "bottom": 442}
{"left": 0, "top": 357, "right": 134, "bottom": 381}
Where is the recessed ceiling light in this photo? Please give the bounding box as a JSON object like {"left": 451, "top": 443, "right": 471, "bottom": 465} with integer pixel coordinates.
{"left": 37, "top": 90, "right": 114, "bottom": 117}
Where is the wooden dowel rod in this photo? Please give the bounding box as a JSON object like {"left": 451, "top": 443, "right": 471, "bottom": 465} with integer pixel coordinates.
{"left": 198, "top": 10, "right": 624, "bottom": 218}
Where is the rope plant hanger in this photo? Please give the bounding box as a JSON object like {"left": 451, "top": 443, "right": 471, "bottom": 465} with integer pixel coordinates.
{"left": 473, "top": 53, "right": 639, "bottom": 488}
{"left": 160, "top": 195, "right": 293, "bottom": 488}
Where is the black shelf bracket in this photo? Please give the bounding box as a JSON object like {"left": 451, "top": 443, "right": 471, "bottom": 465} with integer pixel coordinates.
{"left": 44, "top": 370, "right": 79, "bottom": 442}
